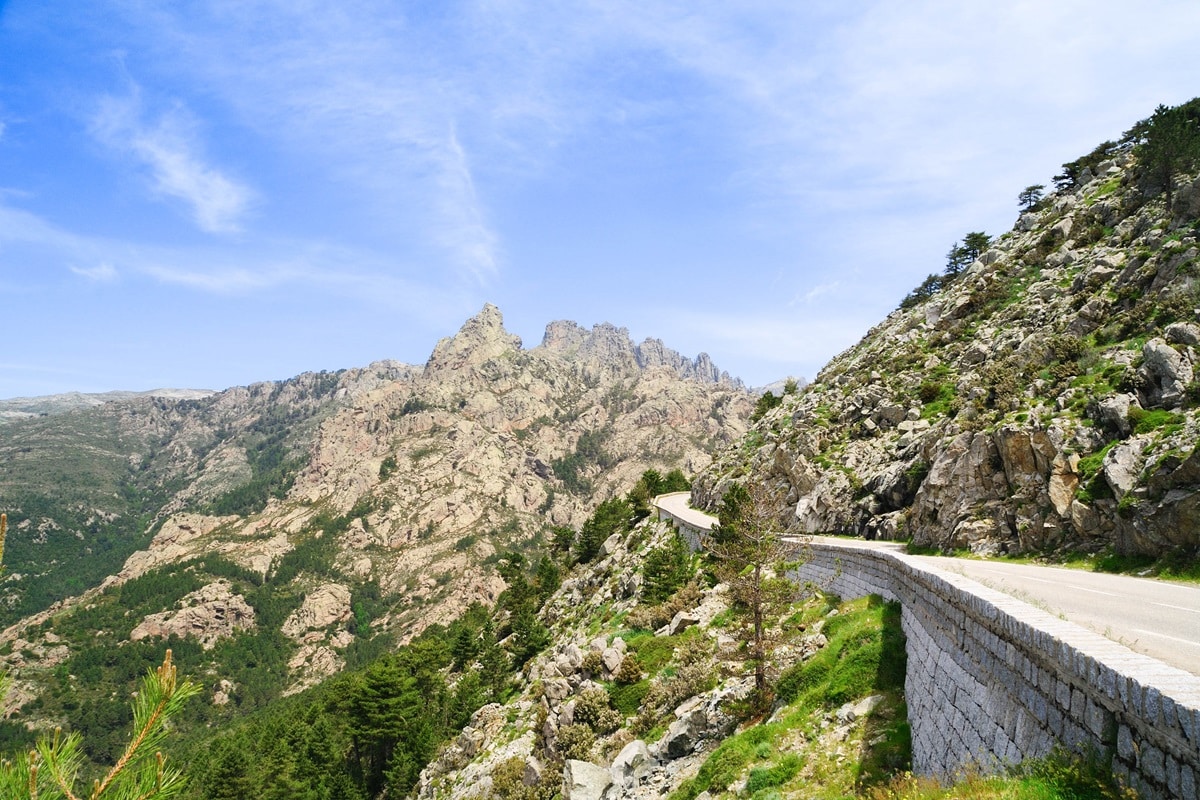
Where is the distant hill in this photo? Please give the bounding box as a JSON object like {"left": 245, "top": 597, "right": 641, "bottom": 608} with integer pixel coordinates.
{"left": 0, "top": 388, "right": 215, "bottom": 423}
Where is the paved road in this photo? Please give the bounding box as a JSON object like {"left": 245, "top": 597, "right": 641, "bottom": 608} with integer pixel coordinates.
{"left": 652, "top": 497, "right": 1200, "bottom": 676}
{"left": 654, "top": 492, "right": 716, "bottom": 531}
{"left": 925, "top": 554, "right": 1200, "bottom": 675}
{"left": 800, "top": 536, "right": 1200, "bottom": 677}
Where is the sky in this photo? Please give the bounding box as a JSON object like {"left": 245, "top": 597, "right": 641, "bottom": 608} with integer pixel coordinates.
{"left": 2, "top": 1, "right": 1199, "bottom": 398}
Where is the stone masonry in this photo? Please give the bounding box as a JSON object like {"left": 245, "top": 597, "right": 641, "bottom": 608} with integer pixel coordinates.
{"left": 790, "top": 541, "right": 1200, "bottom": 800}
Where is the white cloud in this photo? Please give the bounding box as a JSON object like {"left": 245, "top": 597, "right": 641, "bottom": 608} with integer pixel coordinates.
{"left": 0, "top": 197, "right": 473, "bottom": 326}
{"left": 793, "top": 282, "right": 840, "bottom": 306}
{"left": 69, "top": 263, "right": 118, "bottom": 282}
{"left": 125, "top": 4, "right": 504, "bottom": 282}
{"left": 90, "top": 89, "right": 253, "bottom": 234}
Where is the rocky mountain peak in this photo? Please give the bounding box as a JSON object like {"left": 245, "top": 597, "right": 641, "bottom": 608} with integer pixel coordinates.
{"left": 426, "top": 304, "right": 523, "bottom": 374}
{"left": 537, "top": 320, "right": 739, "bottom": 386}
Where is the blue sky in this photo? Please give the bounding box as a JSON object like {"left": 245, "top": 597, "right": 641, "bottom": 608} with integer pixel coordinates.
{"left": 2, "top": 1, "right": 1199, "bottom": 397}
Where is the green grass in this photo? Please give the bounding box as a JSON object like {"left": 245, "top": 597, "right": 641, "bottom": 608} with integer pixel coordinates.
{"left": 863, "top": 750, "right": 1135, "bottom": 799}
{"left": 1127, "top": 407, "right": 1184, "bottom": 435}
{"left": 775, "top": 596, "right": 905, "bottom": 710}
{"left": 608, "top": 679, "right": 651, "bottom": 716}
{"left": 670, "top": 595, "right": 909, "bottom": 800}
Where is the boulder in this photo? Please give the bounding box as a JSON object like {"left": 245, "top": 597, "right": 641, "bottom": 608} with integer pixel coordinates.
{"left": 1096, "top": 393, "right": 1139, "bottom": 438}
{"left": 667, "top": 611, "right": 700, "bottom": 636}
{"left": 562, "top": 643, "right": 584, "bottom": 669}
{"left": 836, "top": 694, "right": 886, "bottom": 723}
{"left": 1139, "top": 338, "right": 1194, "bottom": 409}
{"left": 598, "top": 532, "right": 622, "bottom": 559}
{"left": 601, "top": 647, "right": 624, "bottom": 674}
{"left": 1165, "top": 322, "right": 1200, "bottom": 347}
{"left": 1102, "top": 440, "right": 1148, "bottom": 500}
{"left": 523, "top": 757, "right": 545, "bottom": 787}
{"left": 610, "top": 739, "right": 653, "bottom": 788}
{"left": 564, "top": 759, "right": 611, "bottom": 800}
{"left": 543, "top": 678, "right": 572, "bottom": 703}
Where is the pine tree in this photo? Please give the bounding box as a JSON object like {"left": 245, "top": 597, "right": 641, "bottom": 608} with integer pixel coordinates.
{"left": 1018, "top": 184, "right": 1045, "bottom": 212}
{"left": 709, "top": 481, "right": 803, "bottom": 714}
{"left": 0, "top": 513, "right": 200, "bottom": 800}
{"left": 0, "top": 651, "right": 200, "bottom": 800}
{"left": 1134, "top": 101, "right": 1200, "bottom": 211}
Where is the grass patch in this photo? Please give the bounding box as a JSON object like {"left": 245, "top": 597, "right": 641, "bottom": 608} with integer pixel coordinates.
{"left": 1091, "top": 546, "right": 1200, "bottom": 583}
{"left": 775, "top": 596, "right": 906, "bottom": 710}
{"left": 864, "top": 749, "right": 1135, "bottom": 799}
{"left": 625, "top": 631, "right": 685, "bottom": 674}
{"left": 670, "top": 596, "right": 909, "bottom": 800}
{"left": 1128, "top": 407, "right": 1184, "bottom": 435}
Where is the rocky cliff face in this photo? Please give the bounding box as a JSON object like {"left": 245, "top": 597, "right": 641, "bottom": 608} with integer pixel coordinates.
{"left": 0, "top": 305, "right": 752, "bottom": 699}
{"left": 697, "top": 150, "right": 1200, "bottom": 560}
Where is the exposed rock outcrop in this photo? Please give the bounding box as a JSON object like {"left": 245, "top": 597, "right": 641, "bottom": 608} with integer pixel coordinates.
{"left": 1, "top": 305, "right": 753, "bottom": 698}
{"left": 698, "top": 153, "right": 1200, "bottom": 559}
{"left": 130, "top": 581, "right": 255, "bottom": 649}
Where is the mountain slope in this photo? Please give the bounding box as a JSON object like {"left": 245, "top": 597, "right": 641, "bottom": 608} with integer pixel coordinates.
{"left": 697, "top": 128, "right": 1200, "bottom": 562}
{"left": 0, "top": 363, "right": 411, "bottom": 626}
{"left": 0, "top": 305, "right": 752, "bottom": 733}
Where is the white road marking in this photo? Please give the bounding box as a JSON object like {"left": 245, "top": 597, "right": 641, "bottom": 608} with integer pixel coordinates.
{"left": 1068, "top": 585, "right": 1119, "bottom": 598}
{"left": 1132, "top": 629, "right": 1200, "bottom": 647}
{"left": 1150, "top": 601, "right": 1200, "bottom": 614}
{"left": 971, "top": 568, "right": 1117, "bottom": 596}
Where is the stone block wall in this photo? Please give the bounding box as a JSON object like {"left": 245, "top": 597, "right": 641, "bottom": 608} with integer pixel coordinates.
{"left": 790, "top": 540, "right": 1200, "bottom": 800}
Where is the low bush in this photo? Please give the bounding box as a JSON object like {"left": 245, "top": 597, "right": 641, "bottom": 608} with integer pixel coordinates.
{"left": 573, "top": 688, "right": 622, "bottom": 734}
{"left": 555, "top": 724, "right": 595, "bottom": 761}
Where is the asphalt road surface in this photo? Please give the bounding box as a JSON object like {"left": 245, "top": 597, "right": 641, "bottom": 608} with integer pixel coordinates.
{"left": 799, "top": 536, "right": 1200, "bottom": 677}
{"left": 653, "top": 497, "right": 1200, "bottom": 676}
{"left": 920, "top": 553, "right": 1200, "bottom": 676}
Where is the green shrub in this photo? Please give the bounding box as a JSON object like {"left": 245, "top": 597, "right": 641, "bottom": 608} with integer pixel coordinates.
{"left": 555, "top": 724, "right": 595, "bottom": 760}
{"left": 614, "top": 653, "right": 644, "bottom": 685}
{"left": 574, "top": 688, "right": 622, "bottom": 734}
{"left": 378, "top": 454, "right": 398, "bottom": 479}
{"left": 751, "top": 391, "right": 783, "bottom": 422}
{"left": 609, "top": 680, "right": 651, "bottom": 717}
{"left": 746, "top": 753, "right": 802, "bottom": 794}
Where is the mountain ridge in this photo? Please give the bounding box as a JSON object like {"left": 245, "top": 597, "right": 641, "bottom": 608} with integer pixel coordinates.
{"left": 0, "top": 305, "right": 753, "bottom": 712}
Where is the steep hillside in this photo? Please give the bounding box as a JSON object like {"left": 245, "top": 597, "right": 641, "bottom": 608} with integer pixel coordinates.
{"left": 0, "top": 364, "right": 409, "bottom": 626}
{"left": 0, "top": 305, "right": 752, "bottom": 739}
{"left": 698, "top": 112, "right": 1200, "bottom": 563}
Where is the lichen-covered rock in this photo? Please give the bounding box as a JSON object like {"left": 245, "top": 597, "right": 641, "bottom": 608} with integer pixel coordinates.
{"left": 564, "top": 759, "right": 611, "bottom": 800}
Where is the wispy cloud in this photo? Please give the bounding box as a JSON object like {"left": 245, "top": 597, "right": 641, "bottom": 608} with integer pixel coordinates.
{"left": 90, "top": 87, "right": 253, "bottom": 234}
{"left": 793, "top": 282, "right": 840, "bottom": 306}
{"left": 0, "top": 197, "right": 473, "bottom": 324}
{"left": 69, "top": 263, "right": 118, "bottom": 282}
{"left": 125, "top": 3, "right": 504, "bottom": 283}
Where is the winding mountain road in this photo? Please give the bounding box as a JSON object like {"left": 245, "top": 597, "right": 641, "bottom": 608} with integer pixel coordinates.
{"left": 653, "top": 496, "right": 1200, "bottom": 676}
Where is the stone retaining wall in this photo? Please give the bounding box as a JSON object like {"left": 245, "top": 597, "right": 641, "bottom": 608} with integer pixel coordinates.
{"left": 790, "top": 540, "right": 1200, "bottom": 800}
{"left": 654, "top": 493, "right": 709, "bottom": 551}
